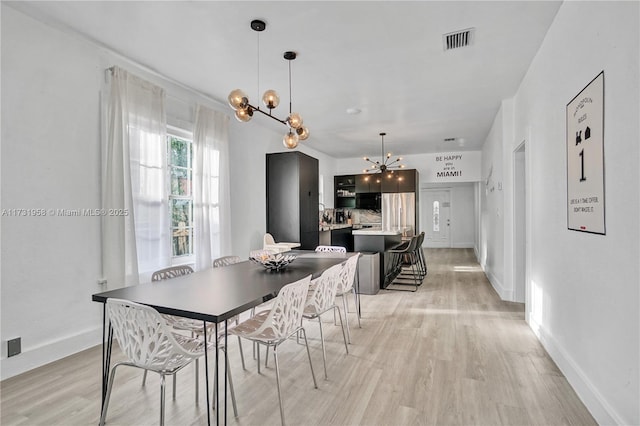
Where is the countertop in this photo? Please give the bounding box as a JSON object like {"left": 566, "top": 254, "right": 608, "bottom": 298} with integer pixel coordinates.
{"left": 352, "top": 229, "right": 401, "bottom": 236}
{"left": 319, "top": 223, "right": 352, "bottom": 232}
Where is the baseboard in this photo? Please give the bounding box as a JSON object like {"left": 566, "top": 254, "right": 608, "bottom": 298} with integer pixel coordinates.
{"left": 527, "top": 313, "right": 624, "bottom": 426}
{"left": 0, "top": 327, "right": 102, "bottom": 381}
{"left": 483, "top": 268, "right": 513, "bottom": 301}
{"left": 452, "top": 242, "right": 475, "bottom": 248}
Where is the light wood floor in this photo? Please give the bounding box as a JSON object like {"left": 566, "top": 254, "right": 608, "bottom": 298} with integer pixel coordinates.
{"left": 1, "top": 248, "right": 596, "bottom": 426}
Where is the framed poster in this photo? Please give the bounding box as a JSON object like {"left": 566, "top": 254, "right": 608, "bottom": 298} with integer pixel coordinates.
{"left": 566, "top": 71, "right": 605, "bottom": 234}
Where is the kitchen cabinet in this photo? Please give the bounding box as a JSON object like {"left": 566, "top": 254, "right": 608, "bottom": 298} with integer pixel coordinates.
{"left": 331, "top": 226, "right": 354, "bottom": 252}
{"left": 355, "top": 173, "right": 382, "bottom": 193}
{"left": 381, "top": 169, "right": 418, "bottom": 193}
{"left": 353, "top": 231, "right": 402, "bottom": 288}
{"left": 319, "top": 225, "right": 354, "bottom": 252}
{"left": 334, "top": 175, "right": 356, "bottom": 208}
{"left": 266, "top": 152, "right": 319, "bottom": 250}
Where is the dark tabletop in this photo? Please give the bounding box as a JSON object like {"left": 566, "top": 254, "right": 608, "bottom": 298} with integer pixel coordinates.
{"left": 92, "top": 252, "right": 353, "bottom": 323}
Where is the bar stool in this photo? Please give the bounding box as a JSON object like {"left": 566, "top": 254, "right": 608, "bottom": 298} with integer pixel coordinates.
{"left": 387, "top": 235, "right": 422, "bottom": 291}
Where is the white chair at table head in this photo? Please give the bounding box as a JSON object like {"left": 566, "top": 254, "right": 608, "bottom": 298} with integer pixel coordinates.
{"left": 263, "top": 232, "right": 301, "bottom": 253}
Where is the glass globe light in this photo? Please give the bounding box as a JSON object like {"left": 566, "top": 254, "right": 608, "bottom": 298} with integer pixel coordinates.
{"left": 228, "top": 89, "right": 248, "bottom": 110}
{"left": 283, "top": 130, "right": 299, "bottom": 149}
{"left": 234, "top": 107, "right": 253, "bottom": 122}
{"left": 296, "top": 126, "right": 309, "bottom": 140}
{"left": 288, "top": 112, "right": 303, "bottom": 129}
{"left": 262, "top": 90, "right": 280, "bottom": 109}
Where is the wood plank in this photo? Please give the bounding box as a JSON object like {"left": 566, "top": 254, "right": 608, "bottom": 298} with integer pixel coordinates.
{"left": 0, "top": 248, "right": 596, "bottom": 425}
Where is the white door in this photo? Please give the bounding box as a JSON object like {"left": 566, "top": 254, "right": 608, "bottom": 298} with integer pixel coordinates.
{"left": 421, "top": 189, "right": 451, "bottom": 247}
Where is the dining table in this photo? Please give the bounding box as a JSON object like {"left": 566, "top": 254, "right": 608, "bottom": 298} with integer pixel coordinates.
{"left": 92, "top": 251, "right": 357, "bottom": 426}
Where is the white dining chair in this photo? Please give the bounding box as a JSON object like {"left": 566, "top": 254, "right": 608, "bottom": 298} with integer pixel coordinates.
{"left": 100, "top": 298, "right": 210, "bottom": 426}
{"left": 315, "top": 245, "right": 347, "bottom": 253}
{"left": 146, "top": 263, "right": 244, "bottom": 404}
{"left": 213, "top": 255, "right": 242, "bottom": 268}
{"left": 335, "top": 254, "right": 361, "bottom": 343}
{"left": 211, "top": 255, "right": 247, "bottom": 370}
{"left": 263, "top": 233, "right": 301, "bottom": 253}
{"left": 228, "top": 275, "right": 316, "bottom": 426}
{"left": 303, "top": 263, "right": 349, "bottom": 379}
{"left": 143, "top": 265, "right": 195, "bottom": 398}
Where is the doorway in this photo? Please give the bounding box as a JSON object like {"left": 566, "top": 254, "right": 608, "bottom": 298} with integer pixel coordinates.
{"left": 421, "top": 189, "right": 451, "bottom": 248}
{"left": 514, "top": 143, "right": 527, "bottom": 303}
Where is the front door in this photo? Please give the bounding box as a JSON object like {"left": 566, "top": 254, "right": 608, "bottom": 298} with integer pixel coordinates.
{"left": 421, "top": 189, "right": 451, "bottom": 247}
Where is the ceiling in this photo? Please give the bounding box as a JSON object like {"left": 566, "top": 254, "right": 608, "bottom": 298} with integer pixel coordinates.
{"left": 7, "top": 1, "right": 562, "bottom": 159}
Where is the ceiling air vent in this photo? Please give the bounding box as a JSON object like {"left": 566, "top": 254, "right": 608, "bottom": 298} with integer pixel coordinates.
{"left": 443, "top": 28, "right": 474, "bottom": 51}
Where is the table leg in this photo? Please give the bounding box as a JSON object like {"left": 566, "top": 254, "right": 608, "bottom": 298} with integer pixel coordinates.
{"left": 224, "top": 319, "right": 228, "bottom": 425}
{"left": 101, "top": 303, "right": 114, "bottom": 408}
{"left": 215, "top": 322, "right": 219, "bottom": 426}
{"left": 356, "top": 261, "right": 362, "bottom": 319}
{"left": 203, "top": 321, "right": 211, "bottom": 426}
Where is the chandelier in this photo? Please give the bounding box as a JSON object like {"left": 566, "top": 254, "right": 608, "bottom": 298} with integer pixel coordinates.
{"left": 227, "top": 19, "right": 309, "bottom": 149}
{"left": 363, "top": 132, "right": 405, "bottom": 173}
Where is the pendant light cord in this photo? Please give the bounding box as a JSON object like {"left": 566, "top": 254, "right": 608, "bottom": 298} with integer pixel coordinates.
{"left": 256, "top": 31, "right": 260, "bottom": 102}
{"left": 288, "top": 60, "right": 293, "bottom": 115}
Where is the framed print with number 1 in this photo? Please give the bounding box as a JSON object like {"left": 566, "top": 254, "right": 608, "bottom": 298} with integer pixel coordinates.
{"left": 566, "top": 71, "right": 605, "bottom": 235}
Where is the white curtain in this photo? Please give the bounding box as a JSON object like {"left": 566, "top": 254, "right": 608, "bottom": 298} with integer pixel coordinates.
{"left": 103, "top": 66, "right": 170, "bottom": 286}
{"left": 193, "top": 104, "right": 231, "bottom": 271}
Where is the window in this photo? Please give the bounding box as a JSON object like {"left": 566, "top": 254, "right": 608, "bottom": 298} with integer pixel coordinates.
{"left": 433, "top": 201, "right": 440, "bottom": 232}
{"left": 168, "top": 132, "right": 194, "bottom": 259}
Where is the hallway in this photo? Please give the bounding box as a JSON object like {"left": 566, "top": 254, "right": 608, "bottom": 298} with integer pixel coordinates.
{"left": 1, "top": 249, "right": 596, "bottom": 425}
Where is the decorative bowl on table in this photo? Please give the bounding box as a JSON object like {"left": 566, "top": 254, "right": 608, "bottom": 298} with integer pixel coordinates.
{"left": 249, "top": 250, "right": 297, "bottom": 271}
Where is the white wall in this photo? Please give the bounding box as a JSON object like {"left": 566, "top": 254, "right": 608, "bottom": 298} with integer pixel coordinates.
{"left": 227, "top": 123, "right": 337, "bottom": 258}
{"left": 336, "top": 151, "right": 482, "bottom": 185}
{"left": 0, "top": 4, "right": 336, "bottom": 380}
{"left": 481, "top": 2, "right": 639, "bottom": 424}
{"left": 478, "top": 105, "right": 506, "bottom": 297}
{"left": 1, "top": 5, "right": 105, "bottom": 380}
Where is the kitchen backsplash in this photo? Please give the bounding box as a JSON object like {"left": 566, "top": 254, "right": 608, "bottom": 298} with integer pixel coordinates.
{"left": 319, "top": 208, "right": 381, "bottom": 225}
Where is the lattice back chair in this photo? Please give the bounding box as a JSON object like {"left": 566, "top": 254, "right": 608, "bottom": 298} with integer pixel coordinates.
{"left": 143, "top": 265, "right": 195, "bottom": 397}
{"left": 100, "top": 299, "right": 208, "bottom": 426}
{"left": 211, "top": 255, "right": 247, "bottom": 370}
{"left": 213, "top": 255, "right": 242, "bottom": 268}
{"left": 147, "top": 264, "right": 243, "bottom": 409}
{"left": 228, "top": 275, "right": 317, "bottom": 425}
{"left": 314, "top": 245, "right": 347, "bottom": 253}
{"left": 250, "top": 248, "right": 279, "bottom": 258}
{"left": 151, "top": 265, "right": 194, "bottom": 281}
{"left": 303, "top": 263, "right": 349, "bottom": 379}
{"left": 336, "top": 253, "right": 361, "bottom": 343}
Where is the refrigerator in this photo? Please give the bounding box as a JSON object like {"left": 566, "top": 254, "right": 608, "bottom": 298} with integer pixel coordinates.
{"left": 382, "top": 193, "right": 416, "bottom": 237}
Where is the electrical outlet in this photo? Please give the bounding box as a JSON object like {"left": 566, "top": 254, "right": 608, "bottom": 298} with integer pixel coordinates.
{"left": 8, "top": 337, "right": 21, "bottom": 357}
{"left": 97, "top": 278, "right": 107, "bottom": 285}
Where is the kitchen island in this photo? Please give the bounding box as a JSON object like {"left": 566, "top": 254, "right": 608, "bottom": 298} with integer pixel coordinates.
{"left": 352, "top": 229, "right": 402, "bottom": 289}
{"left": 319, "top": 223, "right": 354, "bottom": 251}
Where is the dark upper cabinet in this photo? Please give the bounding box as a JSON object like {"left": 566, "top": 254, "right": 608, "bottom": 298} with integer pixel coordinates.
{"left": 381, "top": 169, "right": 418, "bottom": 193}
{"left": 266, "top": 152, "right": 319, "bottom": 250}
{"left": 355, "top": 174, "right": 382, "bottom": 193}
{"left": 339, "top": 169, "right": 418, "bottom": 199}
{"left": 334, "top": 175, "right": 356, "bottom": 208}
